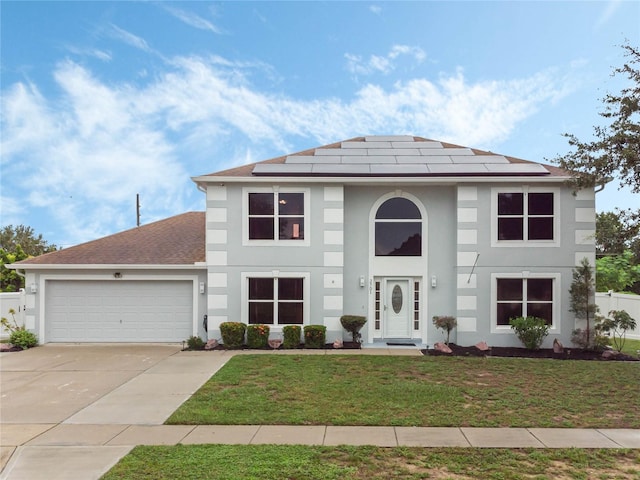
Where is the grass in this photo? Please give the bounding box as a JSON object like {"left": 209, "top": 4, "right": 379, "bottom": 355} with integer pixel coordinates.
{"left": 166, "top": 354, "right": 640, "bottom": 428}
{"left": 621, "top": 338, "right": 640, "bottom": 356}
{"left": 101, "top": 445, "right": 640, "bottom": 480}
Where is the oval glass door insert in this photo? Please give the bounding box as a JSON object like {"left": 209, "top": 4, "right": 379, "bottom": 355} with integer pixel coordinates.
{"left": 391, "top": 284, "right": 403, "bottom": 313}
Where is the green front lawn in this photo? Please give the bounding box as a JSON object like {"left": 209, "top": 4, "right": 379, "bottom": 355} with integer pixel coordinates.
{"left": 167, "top": 355, "right": 640, "bottom": 428}
{"left": 621, "top": 338, "right": 640, "bottom": 356}
{"left": 101, "top": 445, "right": 640, "bottom": 480}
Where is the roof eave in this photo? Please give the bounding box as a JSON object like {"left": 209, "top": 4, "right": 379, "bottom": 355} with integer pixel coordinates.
{"left": 191, "top": 174, "right": 572, "bottom": 185}
{"left": 7, "top": 263, "right": 207, "bottom": 270}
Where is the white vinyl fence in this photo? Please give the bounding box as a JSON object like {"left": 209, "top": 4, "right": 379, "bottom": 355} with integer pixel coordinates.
{"left": 0, "top": 290, "right": 26, "bottom": 340}
{"left": 596, "top": 292, "right": 640, "bottom": 340}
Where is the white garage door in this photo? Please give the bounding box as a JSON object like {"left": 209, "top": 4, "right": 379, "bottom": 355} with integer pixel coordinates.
{"left": 46, "top": 280, "right": 193, "bottom": 342}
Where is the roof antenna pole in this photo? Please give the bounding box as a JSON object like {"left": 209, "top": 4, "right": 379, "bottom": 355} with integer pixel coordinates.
{"left": 136, "top": 194, "right": 141, "bottom": 227}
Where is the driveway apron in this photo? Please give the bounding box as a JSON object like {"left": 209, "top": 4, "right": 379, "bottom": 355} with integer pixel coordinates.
{"left": 0, "top": 344, "right": 232, "bottom": 480}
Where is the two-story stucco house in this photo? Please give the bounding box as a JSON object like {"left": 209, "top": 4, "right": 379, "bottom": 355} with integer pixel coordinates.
{"left": 12, "top": 136, "right": 596, "bottom": 348}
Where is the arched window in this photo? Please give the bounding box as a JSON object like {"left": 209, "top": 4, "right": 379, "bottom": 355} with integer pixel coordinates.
{"left": 375, "top": 198, "right": 422, "bottom": 256}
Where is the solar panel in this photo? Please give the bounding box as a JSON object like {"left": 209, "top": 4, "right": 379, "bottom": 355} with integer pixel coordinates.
{"left": 370, "top": 164, "right": 429, "bottom": 175}
{"left": 419, "top": 148, "right": 473, "bottom": 156}
{"left": 341, "top": 155, "right": 397, "bottom": 164}
{"left": 484, "top": 164, "right": 549, "bottom": 174}
{"left": 253, "top": 164, "right": 313, "bottom": 175}
{"left": 250, "top": 137, "right": 551, "bottom": 177}
{"left": 312, "top": 164, "right": 371, "bottom": 175}
{"left": 451, "top": 155, "right": 509, "bottom": 164}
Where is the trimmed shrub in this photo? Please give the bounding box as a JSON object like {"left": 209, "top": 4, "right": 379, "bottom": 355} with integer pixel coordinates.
{"left": 303, "top": 325, "right": 326, "bottom": 349}
{"left": 282, "top": 325, "right": 301, "bottom": 349}
{"left": 220, "top": 322, "right": 246, "bottom": 349}
{"left": 509, "top": 316, "right": 549, "bottom": 350}
{"left": 340, "top": 315, "right": 367, "bottom": 343}
{"left": 9, "top": 329, "right": 38, "bottom": 349}
{"left": 186, "top": 335, "right": 205, "bottom": 350}
{"left": 246, "top": 324, "right": 270, "bottom": 349}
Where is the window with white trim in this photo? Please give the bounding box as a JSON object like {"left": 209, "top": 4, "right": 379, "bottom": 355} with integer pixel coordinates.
{"left": 375, "top": 197, "right": 422, "bottom": 256}
{"left": 248, "top": 191, "right": 305, "bottom": 241}
{"left": 248, "top": 277, "right": 304, "bottom": 325}
{"left": 498, "top": 192, "right": 553, "bottom": 240}
{"left": 492, "top": 188, "right": 558, "bottom": 246}
{"left": 496, "top": 277, "right": 554, "bottom": 326}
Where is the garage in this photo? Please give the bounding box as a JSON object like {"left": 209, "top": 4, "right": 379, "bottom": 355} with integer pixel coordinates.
{"left": 46, "top": 280, "right": 194, "bottom": 342}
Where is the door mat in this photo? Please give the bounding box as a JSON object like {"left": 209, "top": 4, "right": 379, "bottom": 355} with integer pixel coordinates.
{"left": 386, "top": 342, "right": 416, "bottom": 346}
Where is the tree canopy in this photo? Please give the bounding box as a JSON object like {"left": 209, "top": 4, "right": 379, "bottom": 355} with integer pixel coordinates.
{"left": 595, "top": 210, "right": 640, "bottom": 294}
{"left": 0, "top": 225, "right": 58, "bottom": 292}
{"left": 595, "top": 210, "right": 640, "bottom": 259}
{"left": 0, "top": 225, "right": 58, "bottom": 257}
{"left": 554, "top": 43, "right": 639, "bottom": 196}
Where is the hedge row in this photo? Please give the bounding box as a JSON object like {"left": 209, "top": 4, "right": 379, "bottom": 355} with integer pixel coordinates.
{"left": 219, "top": 322, "right": 326, "bottom": 349}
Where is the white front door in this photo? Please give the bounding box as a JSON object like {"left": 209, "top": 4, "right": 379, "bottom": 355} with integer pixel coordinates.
{"left": 384, "top": 279, "right": 411, "bottom": 338}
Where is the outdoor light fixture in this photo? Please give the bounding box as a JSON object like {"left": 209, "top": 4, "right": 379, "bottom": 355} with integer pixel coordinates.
{"left": 30, "top": 283, "right": 38, "bottom": 293}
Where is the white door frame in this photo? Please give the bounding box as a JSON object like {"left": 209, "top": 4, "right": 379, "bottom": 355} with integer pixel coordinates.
{"left": 383, "top": 277, "right": 412, "bottom": 338}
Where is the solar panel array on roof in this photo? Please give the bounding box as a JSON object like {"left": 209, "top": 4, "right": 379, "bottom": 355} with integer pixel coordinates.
{"left": 251, "top": 136, "right": 550, "bottom": 177}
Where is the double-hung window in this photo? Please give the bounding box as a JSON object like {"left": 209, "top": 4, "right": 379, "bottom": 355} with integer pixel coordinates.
{"left": 494, "top": 276, "right": 557, "bottom": 328}
{"left": 246, "top": 189, "right": 308, "bottom": 244}
{"left": 493, "top": 188, "right": 558, "bottom": 245}
{"left": 247, "top": 277, "right": 305, "bottom": 325}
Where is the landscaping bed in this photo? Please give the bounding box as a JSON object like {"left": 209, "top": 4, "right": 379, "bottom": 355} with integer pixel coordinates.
{"left": 423, "top": 343, "right": 639, "bottom": 361}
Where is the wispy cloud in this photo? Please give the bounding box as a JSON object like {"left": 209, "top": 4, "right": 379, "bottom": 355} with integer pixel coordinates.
{"left": 345, "top": 45, "right": 426, "bottom": 76}
{"left": 64, "top": 45, "right": 112, "bottom": 62}
{"left": 1, "top": 55, "right": 570, "bottom": 245}
{"left": 594, "top": 0, "right": 621, "bottom": 30}
{"left": 163, "top": 5, "right": 224, "bottom": 34}
{"left": 109, "top": 24, "right": 152, "bottom": 52}
{"left": 369, "top": 5, "right": 382, "bottom": 15}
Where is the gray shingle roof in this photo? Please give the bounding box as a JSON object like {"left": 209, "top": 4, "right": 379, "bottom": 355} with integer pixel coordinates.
{"left": 14, "top": 212, "right": 205, "bottom": 266}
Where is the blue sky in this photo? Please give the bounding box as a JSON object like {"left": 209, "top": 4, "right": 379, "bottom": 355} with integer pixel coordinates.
{"left": 1, "top": 1, "right": 638, "bottom": 248}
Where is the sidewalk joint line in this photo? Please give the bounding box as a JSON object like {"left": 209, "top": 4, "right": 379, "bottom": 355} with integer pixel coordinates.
{"left": 458, "top": 427, "right": 472, "bottom": 447}
{"left": 249, "top": 425, "right": 261, "bottom": 445}
{"left": 595, "top": 428, "right": 624, "bottom": 448}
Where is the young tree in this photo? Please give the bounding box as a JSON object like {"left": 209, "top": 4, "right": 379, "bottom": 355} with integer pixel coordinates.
{"left": 569, "top": 258, "right": 598, "bottom": 347}
{"left": 598, "top": 310, "right": 637, "bottom": 353}
{"left": 553, "top": 43, "right": 639, "bottom": 207}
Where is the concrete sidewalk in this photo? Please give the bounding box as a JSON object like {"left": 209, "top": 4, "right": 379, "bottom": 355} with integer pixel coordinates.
{"left": 2, "top": 425, "right": 639, "bottom": 479}
{"left": 2, "top": 345, "right": 639, "bottom": 480}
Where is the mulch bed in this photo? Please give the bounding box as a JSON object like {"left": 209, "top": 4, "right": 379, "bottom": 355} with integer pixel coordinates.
{"left": 0, "top": 344, "right": 23, "bottom": 352}
{"left": 192, "top": 342, "right": 363, "bottom": 352}
{"left": 423, "top": 343, "right": 639, "bottom": 361}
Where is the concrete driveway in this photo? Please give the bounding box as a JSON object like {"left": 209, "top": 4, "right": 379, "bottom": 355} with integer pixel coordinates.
{"left": 0, "top": 344, "right": 232, "bottom": 479}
